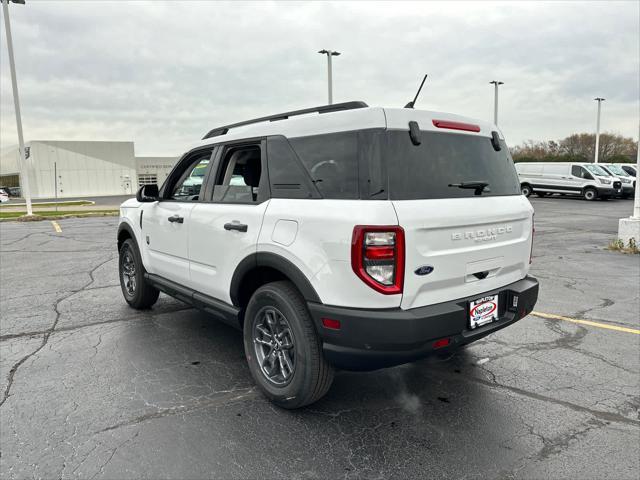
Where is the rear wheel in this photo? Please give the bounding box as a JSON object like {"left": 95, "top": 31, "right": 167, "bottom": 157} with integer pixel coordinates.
{"left": 243, "top": 281, "right": 334, "bottom": 409}
{"left": 521, "top": 184, "right": 532, "bottom": 197}
{"left": 119, "top": 238, "right": 159, "bottom": 309}
{"left": 583, "top": 187, "right": 597, "bottom": 201}
{"left": 535, "top": 192, "right": 548, "bottom": 198}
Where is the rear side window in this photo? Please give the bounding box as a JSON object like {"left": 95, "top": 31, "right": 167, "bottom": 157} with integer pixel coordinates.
{"left": 288, "top": 132, "right": 359, "bottom": 199}
{"left": 266, "top": 136, "right": 320, "bottom": 199}
{"left": 386, "top": 131, "right": 520, "bottom": 200}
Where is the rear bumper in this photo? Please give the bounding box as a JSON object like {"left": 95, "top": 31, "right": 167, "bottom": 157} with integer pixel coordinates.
{"left": 308, "top": 276, "right": 539, "bottom": 370}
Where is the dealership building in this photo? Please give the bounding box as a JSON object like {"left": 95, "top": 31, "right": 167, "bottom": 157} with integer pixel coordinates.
{"left": 0, "top": 140, "right": 178, "bottom": 198}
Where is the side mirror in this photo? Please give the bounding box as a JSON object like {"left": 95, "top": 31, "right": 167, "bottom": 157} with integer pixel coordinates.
{"left": 136, "top": 184, "right": 159, "bottom": 202}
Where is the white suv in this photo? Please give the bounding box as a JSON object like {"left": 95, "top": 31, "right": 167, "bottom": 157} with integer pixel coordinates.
{"left": 117, "top": 102, "right": 538, "bottom": 408}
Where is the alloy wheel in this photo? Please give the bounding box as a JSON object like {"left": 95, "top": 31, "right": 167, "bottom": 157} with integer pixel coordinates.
{"left": 121, "top": 247, "right": 137, "bottom": 296}
{"left": 252, "top": 307, "right": 296, "bottom": 385}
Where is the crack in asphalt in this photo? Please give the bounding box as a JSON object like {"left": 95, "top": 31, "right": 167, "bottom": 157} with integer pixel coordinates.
{"left": 89, "top": 430, "right": 140, "bottom": 480}
{"left": 0, "top": 255, "right": 116, "bottom": 408}
{"left": 96, "top": 387, "right": 258, "bottom": 434}
{"left": 0, "top": 302, "right": 192, "bottom": 342}
{"left": 438, "top": 368, "right": 640, "bottom": 427}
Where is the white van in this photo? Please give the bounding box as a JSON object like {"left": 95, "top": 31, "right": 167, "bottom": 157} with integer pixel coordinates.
{"left": 599, "top": 164, "right": 635, "bottom": 197}
{"left": 515, "top": 162, "right": 622, "bottom": 201}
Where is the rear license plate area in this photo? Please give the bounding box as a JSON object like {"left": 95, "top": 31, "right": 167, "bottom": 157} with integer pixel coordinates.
{"left": 469, "top": 294, "right": 499, "bottom": 329}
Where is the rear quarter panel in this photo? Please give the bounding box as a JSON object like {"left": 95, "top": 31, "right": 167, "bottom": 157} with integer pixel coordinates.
{"left": 259, "top": 199, "right": 401, "bottom": 309}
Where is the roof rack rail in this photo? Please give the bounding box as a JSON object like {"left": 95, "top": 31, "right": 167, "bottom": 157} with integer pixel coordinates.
{"left": 202, "top": 101, "right": 369, "bottom": 140}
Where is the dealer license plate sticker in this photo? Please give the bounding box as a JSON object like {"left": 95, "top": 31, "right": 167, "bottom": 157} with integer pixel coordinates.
{"left": 469, "top": 295, "right": 499, "bottom": 329}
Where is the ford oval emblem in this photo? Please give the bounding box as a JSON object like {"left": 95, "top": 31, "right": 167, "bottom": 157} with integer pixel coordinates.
{"left": 414, "top": 265, "right": 434, "bottom": 276}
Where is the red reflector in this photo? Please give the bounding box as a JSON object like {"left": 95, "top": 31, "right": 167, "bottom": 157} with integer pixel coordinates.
{"left": 365, "top": 246, "right": 395, "bottom": 260}
{"left": 432, "top": 119, "right": 481, "bottom": 133}
{"left": 433, "top": 337, "right": 451, "bottom": 349}
{"left": 321, "top": 318, "right": 341, "bottom": 330}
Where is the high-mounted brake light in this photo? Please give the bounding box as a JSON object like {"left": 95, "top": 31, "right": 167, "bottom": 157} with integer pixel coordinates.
{"left": 432, "top": 119, "right": 481, "bottom": 133}
{"left": 351, "top": 226, "right": 405, "bottom": 294}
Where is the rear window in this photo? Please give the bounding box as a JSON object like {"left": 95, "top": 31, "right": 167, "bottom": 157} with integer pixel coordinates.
{"left": 284, "top": 129, "right": 519, "bottom": 200}
{"left": 386, "top": 130, "right": 520, "bottom": 200}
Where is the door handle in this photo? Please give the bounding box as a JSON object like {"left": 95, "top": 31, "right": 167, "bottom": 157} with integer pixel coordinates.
{"left": 224, "top": 222, "right": 248, "bottom": 232}
{"left": 168, "top": 215, "right": 184, "bottom": 224}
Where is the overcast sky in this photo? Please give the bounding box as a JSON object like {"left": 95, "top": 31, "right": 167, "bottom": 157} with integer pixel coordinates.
{"left": 1, "top": 0, "right": 638, "bottom": 156}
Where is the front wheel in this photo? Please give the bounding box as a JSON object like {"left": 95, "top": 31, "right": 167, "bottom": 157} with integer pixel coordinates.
{"left": 243, "top": 281, "right": 334, "bottom": 409}
{"left": 521, "top": 184, "right": 532, "bottom": 197}
{"left": 583, "top": 188, "right": 597, "bottom": 201}
{"left": 119, "top": 238, "right": 159, "bottom": 309}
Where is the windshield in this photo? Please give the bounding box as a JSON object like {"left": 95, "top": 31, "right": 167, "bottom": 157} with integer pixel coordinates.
{"left": 584, "top": 164, "right": 610, "bottom": 176}
{"left": 386, "top": 131, "right": 520, "bottom": 199}
{"left": 605, "top": 165, "right": 630, "bottom": 176}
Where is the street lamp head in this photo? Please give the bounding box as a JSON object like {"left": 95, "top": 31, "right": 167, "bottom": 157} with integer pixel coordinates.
{"left": 331, "top": 51, "right": 341, "bottom": 56}
{"left": 489, "top": 80, "right": 504, "bottom": 85}
{"left": 594, "top": 97, "right": 605, "bottom": 102}
{"left": 318, "top": 49, "right": 328, "bottom": 55}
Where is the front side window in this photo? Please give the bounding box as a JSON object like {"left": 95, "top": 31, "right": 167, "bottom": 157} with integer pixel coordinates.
{"left": 169, "top": 152, "right": 212, "bottom": 201}
{"left": 572, "top": 166, "right": 593, "bottom": 179}
{"left": 213, "top": 144, "right": 263, "bottom": 203}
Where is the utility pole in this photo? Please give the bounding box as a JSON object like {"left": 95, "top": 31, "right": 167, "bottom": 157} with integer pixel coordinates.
{"left": 489, "top": 80, "right": 504, "bottom": 125}
{"left": 2, "top": 0, "right": 32, "bottom": 215}
{"left": 617, "top": 128, "right": 640, "bottom": 245}
{"left": 594, "top": 97, "right": 605, "bottom": 163}
{"left": 318, "top": 49, "right": 340, "bottom": 105}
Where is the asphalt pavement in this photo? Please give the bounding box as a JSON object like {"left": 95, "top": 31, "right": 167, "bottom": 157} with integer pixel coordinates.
{"left": 0, "top": 197, "right": 638, "bottom": 479}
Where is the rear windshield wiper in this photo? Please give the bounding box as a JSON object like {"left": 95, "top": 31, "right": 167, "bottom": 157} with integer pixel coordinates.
{"left": 448, "top": 181, "right": 490, "bottom": 196}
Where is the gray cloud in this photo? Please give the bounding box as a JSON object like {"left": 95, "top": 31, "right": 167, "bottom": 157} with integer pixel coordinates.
{"left": 1, "top": 0, "right": 638, "bottom": 156}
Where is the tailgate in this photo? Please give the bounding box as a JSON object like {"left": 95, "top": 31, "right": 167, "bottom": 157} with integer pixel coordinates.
{"left": 395, "top": 196, "right": 533, "bottom": 310}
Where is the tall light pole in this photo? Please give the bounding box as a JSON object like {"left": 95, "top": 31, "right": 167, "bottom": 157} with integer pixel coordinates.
{"left": 2, "top": 0, "right": 32, "bottom": 215}
{"left": 489, "top": 80, "right": 504, "bottom": 125}
{"left": 593, "top": 97, "right": 605, "bottom": 163}
{"left": 318, "top": 49, "right": 340, "bottom": 105}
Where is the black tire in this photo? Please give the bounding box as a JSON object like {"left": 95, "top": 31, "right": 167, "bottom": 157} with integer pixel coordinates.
{"left": 243, "top": 281, "right": 334, "bottom": 409}
{"left": 583, "top": 187, "right": 597, "bottom": 201}
{"left": 119, "top": 238, "right": 159, "bottom": 309}
{"left": 535, "top": 192, "right": 548, "bottom": 198}
{"left": 521, "top": 184, "right": 532, "bottom": 197}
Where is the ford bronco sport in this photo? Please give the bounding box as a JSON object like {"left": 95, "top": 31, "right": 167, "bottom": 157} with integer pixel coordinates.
{"left": 117, "top": 101, "right": 539, "bottom": 408}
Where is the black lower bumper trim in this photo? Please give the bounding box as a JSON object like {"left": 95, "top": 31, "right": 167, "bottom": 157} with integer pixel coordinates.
{"left": 308, "top": 276, "right": 539, "bottom": 371}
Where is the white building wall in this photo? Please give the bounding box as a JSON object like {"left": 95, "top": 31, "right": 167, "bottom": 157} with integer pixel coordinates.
{"left": 27, "top": 141, "right": 137, "bottom": 198}
{"left": 0, "top": 147, "right": 20, "bottom": 176}
{"left": 135, "top": 156, "right": 179, "bottom": 187}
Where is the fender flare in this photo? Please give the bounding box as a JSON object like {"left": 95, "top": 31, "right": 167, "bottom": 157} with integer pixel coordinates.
{"left": 230, "top": 252, "right": 321, "bottom": 307}
{"left": 117, "top": 221, "right": 136, "bottom": 249}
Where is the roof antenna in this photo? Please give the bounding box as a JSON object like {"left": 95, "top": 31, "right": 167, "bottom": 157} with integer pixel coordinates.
{"left": 404, "top": 74, "right": 428, "bottom": 109}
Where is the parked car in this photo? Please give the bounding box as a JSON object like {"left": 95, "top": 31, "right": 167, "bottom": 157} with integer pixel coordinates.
{"left": 598, "top": 164, "right": 635, "bottom": 197}
{"left": 117, "top": 101, "right": 539, "bottom": 408}
{"left": 515, "top": 162, "right": 622, "bottom": 200}
{"left": 7, "top": 186, "right": 21, "bottom": 197}
{"left": 615, "top": 163, "right": 637, "bottom": 178}
{"left": 0, "top": 189, "right": 9, "bottom": 203}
